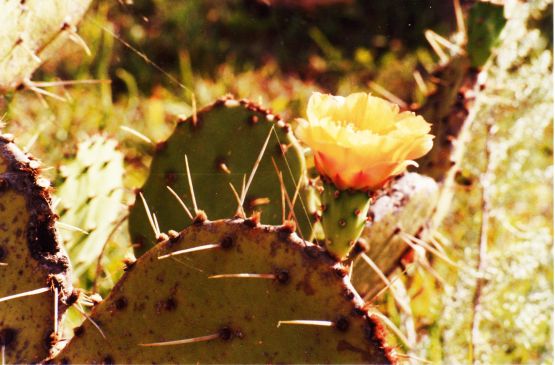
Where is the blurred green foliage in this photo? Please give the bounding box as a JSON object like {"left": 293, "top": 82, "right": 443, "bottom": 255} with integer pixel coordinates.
{"left": 467, "top": 2, "right": 505, "bottom": 67}
{"left": 107, "top": 0, "right": 452, "bottom": 90}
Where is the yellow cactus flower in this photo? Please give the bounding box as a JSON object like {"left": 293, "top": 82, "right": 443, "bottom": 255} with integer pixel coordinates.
{"left": 296, "top": 92, "right": 434, "bottom": 190}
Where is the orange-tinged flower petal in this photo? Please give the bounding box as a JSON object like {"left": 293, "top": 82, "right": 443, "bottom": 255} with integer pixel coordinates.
{"left": 296, "top": 92, "right": 434, "bottom": 190}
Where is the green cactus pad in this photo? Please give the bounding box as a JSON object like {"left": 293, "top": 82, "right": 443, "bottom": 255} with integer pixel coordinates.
{"left": 0, "top": 0, "right": 92, "bottom": 92}
{"left": 55, "top": 135, "right": 124, "bottom": 280}
{"left": 0, "top": 134, "right": 72, "bottom": 363}
{"left": 319, "top": 181, "right": 372, "bottom": 260}
{"left": 54, "top": 219, "right": 393, "bottom": 364}
{"left": 351, "top": 173, "right": 438, "bottom": 298}
{"left": 129, "top": 96, "right": 311, "bottom": 257}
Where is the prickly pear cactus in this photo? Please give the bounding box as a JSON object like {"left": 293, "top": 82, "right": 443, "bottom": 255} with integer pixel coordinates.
{"left": 415, "top": 55, "right": 474, "bottom": 182}
{"left": 129, "top": 96, "right": 311, "bottom": 257}
{"left": 0, "top": 134, "right": 72, "bottom": 363}
{"left": 414, "top": 3, "right": 510, "bottom": 238}
{"left": 434, "top": 1, "right": 553, "bottom": 362}
{"left": 416, "top": 2, "right": 506, "bottom": 182}
{"left": 352, "top": 173, "right": 438, "bottom": 298}
{"left": 0, "top": 0, "right": 92, "bottom": 92}
{"left": 54, "top": 219, "right": 393, "bottom": 364}
{"left": 55, "top": 135, "right": 124, "bottom": 280}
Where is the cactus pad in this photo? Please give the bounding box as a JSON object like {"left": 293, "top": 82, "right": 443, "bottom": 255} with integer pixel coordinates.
{"left": 415, "top": 55, "right": 474, "bottom": 182}
{"left": 54, "top": 219, "right": 393, "bottom": 364}
{"left": 319, "top": 181, "right": 372, "bottom": 260}
{"left": 129, "top": 97, "right": 310, "bottom": 257}
{"left": 0, "top": 0, "right": 92, "bottom": 92}
{"left": 55, "top": 135, "right": 124, "bottom": 280}
{"left": 352, "top": 173, "right": 438, "bottom": 298}
{"left": 0, "top": 134, "right": 72, "bottom": 363}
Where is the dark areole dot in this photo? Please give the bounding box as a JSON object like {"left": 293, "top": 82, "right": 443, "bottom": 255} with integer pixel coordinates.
{"left": 192, "top": 212, "right": 208, "bottom": 225}
{"left": 335, "top": 317, "right": 350, "bottom": 332}
{"left": 163, "top": 297, "right": 177, "bottom": 311}
{"left": 352, "top": 307, "right": 366, "bottom": 317}
{"left": 243, "top": 217, "right": 258, "bottom": 228}
{"left": 0, "top": 328, "right": 17, "bottom": 347}
{"left": 114, "top": 297, "right": 128, "bottom": 310}
{"left": 351, "top": 240, "right": 368, "bottom": 254}
{"left": 73, "top": 325, "right": 85, "bottom": 337}
{"left": 276, "top": 269, "right": 290, "bottom": 284}
{"left": 334, "top": 267, "right": 348, "bottom": 278}
{"left": 219, "top": 326, "right": 233, "bottom": 341}
{"left": 168, "top": 230, "right": 181, "bottom": 243}
{"left": 220, "top": 236, "right": 234, "bottom": 250}
{"left": 364, "top": 321, "right": 378, "bottom": 342}
{"left": 343, "top": 288, "right": 355, "bottom": 300}
{"left": 66, "top": 290, "right": 79, "bottom": 306}
{"left": 304, "top": 246, "right": 320, "bottom": 259}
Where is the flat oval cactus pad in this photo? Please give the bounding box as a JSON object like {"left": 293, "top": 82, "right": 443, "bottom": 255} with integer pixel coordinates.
{"left": 54, "top": 219, "right": 394, "bottom": 364}
{"left": 129, "top": 96, "right": 311, "bottom": 257}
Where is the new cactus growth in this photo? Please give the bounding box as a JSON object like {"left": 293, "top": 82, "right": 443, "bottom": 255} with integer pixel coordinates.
{"left": 319, "top": 182, "right": 372, "bottom": 259}
{"left": 53, "top": 219, "right": 393, "bottom": 364}
{"left": 55, "top": 135, "right": 124, "bottom": 279}
{"left": 128, "top": 96, "right": 311, "bottom": 257}
{"left": 0, "top": 0, "right": 92, "bottom": 92}
{"left": 0, "top": 134, "right": 72, "bottom": 363}
{"left": 351, "top": 173, "right": 438, "bottom": 298}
